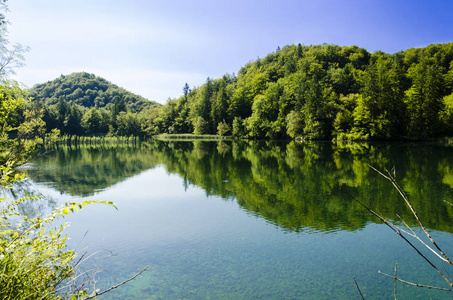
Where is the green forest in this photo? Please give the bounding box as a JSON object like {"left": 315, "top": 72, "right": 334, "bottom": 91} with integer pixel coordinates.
{"left": 151, "top": 42, "right": 453, "bottom": 140}
{"left": 28, "top": 72, "right": 161, "bottom": 137}
{"left": 29, "top": 42, "right": 453, "bottom": 141}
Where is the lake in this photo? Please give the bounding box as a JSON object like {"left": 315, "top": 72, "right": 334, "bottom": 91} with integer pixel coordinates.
{"left": 9, "top": 140, "right": 453, "bottom": 299}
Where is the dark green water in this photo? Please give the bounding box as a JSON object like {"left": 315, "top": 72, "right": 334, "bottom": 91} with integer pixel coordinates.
{"left": 16, "top": 140, "right": 453, "bottom": 299}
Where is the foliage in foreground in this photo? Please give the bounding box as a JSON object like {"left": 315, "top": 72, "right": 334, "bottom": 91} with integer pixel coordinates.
{"left": 0, "top": 81, "right": 116, "bottom": 298}
{"left": 0, "top": 3, "right": 148, "bottom": 298}
{"left": 0, "top": 80, "right": 146, "bottom": 299}
{"left": 0, "top": 177, "right": 116, "bottom": 299}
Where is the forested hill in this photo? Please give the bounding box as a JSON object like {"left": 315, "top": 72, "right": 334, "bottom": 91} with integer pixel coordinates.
{"left": 152, "top": 42, "right": 453, "bottom": 140}
{"left": 27, "top": 72, "right": 162, "bottom": 137}
{"left": 29, "top": 72, "right": 160, "bottom": 112}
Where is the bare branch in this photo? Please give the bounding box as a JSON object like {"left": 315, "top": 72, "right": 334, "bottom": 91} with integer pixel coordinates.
{"left": 343, "top": 178, "right": 453, "bottom": 287}
{"left": 83, "top": 265, "right": 150, "bottom": 299}
{"left": 368, "top": 164, "right": 391, "bottom": 181}
{"left": 379, "top": 271, "right": 453, "bottom": 292}
{"left": 353, "top": 277, "right": 365, "bottom": 300}
{"left": 444, "top": 200, "right": 453, "bottom": 207}
{"left": 384, "top": 170, "right": 453, "bottom": 266}
{"left": 395, "top": 213, "right": 450, "bottom": 263}
{"left": 394, "top": 262, "right": 398, "bottom": 300}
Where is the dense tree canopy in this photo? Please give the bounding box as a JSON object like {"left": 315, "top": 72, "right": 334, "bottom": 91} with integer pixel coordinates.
{"left": 150, "top": 42, "right": 453, "bottom": 140}
{"left": 28, "top": 72, "right": 162, "bottom": 136}
{"left": 27, "top": 42, "right": 453, "bottom": 140}
{"left": 29, "top": 72, "right": 160, "bottom": 112}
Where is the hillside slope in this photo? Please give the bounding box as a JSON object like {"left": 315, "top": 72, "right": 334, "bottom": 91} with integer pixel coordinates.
{"left": 150, "top": 42, "right": 453, "bottom": 140}
{"left": 29, "top": 72, "right": 161, "bottom": 112}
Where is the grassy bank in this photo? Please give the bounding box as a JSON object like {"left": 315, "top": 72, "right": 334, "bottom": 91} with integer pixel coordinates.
{"left": 155, "top": 134, "right": 233, "bottom": 141}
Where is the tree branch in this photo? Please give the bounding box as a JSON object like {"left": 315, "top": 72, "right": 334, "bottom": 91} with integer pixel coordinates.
{"left": 394, "top": 262, "right": 398, "bottom": 300}
{"left": 353, "top": 277, "right": 365, "bottom": 300}
{"left": 344, "top": 167, "right": 453, "bottom": 288}
{"left": 379, "top": 271, "right": 453, "bottom": 292}
{"left": 83, "top": 265, "right": 149, "bottom": 299}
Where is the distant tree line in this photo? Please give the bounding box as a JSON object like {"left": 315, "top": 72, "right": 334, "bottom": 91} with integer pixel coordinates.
{"left": 29, "top": 43, "right": 453, "bottom": 140}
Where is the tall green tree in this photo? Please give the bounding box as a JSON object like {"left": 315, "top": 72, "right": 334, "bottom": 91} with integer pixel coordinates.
{"left": 82, "top": 107, "right": 102, "bottom": 134}
{"left": 405, "top": 59, "right": 444, "bottom": 138}
{"left": 355, "top": 57, "right": 406, "bottom": 139}
{"left": 192, "top": 78, "right": 214, "bottom": 133}
{"left": 63, "top": 105, "right": 83, "bottom": 135}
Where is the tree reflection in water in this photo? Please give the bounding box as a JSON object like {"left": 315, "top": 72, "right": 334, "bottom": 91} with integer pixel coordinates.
{"left": 21, "top": 140, "right": 453, "bottom": 234}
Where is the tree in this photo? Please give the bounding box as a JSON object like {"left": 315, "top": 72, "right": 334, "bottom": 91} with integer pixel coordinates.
{"left": 0, "top": 4, "right": 56, "bottom": 168}
{"left": 183, "top": 82, "right": 190, "bottom": 98}
{"left": 302, "top": 76, "right": 328, "bottom": 139}
{"left": 405, "top": 59, "right": 444, "bottom": 138}
{"left": 82, "top": 107, "right": 102, "bottom": 134}
{"left": 211, "top": 79, "right": 229, "bottom": 127}
{"left": 284, "top": 56, "right": 297, "bottom": 77}
{"left": 192, "top": 78, "right": 214, "bottom": 133}
{"left": 0, "top": 3, "right": 28, "bottom": 80}
{"left": 0, "top": 85, "right": 27, "bottom": 166}
{"left": 232, "top": 116, "right": 245, "bottom": 137}
{"left": 286, "top": 110, "right": 303, "bottom": 138}
{"left": 332, "top": 93, "right": 359, "bottom": 139}
{"left": 356, "top": 58, "right": 406, "bottom": 139}
{"left": 217, "top": 120, "right": 231, "bottom": 136}
{"left": 193, "top": 116, "right": 209, "bottom": 135}
{"left": 63, "top": 105, "right": 83, "bottom": 135}
{"left": 245, "top": 95, "right": 269, "bottom": 138}
{"left": 296, "top": 43, "right": 303, "bottom": 59}
{"left": 0, "top": 4, "right": 148, "bottom": 299}
{"left": 116, "top": 111, "right": 142, "bottom": 136}
{"left": 56, "top": 96, "right": 70, "bottom": 129}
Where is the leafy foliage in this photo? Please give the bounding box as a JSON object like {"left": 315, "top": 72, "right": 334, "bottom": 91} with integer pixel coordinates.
{"left": 0, "top": 195, "right": 117, "bottom": 299}
{"left": 28, "top": 73, "right": 162, "bottom": 137}
{"left": 29, "top": 72, "right": 159, "bottom": 112}
{"left": 28, "top": 42, "right": 453, "bottom": 140}
{"left": 0, "top": 82, "right": 120, "bottom": 299}
{"left": 150, "top": 42, "right": 453, "bottom": 140}
{"left": 0, "top": 85, "right": 60, "bottom": 174}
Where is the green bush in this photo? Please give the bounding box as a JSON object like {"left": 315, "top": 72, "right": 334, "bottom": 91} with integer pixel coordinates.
{"left": 0, "top": 164, "right": 116, "bottom": 299}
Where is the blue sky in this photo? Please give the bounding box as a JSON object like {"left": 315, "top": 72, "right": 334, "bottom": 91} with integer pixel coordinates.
{"left": 6, "top": 0, "right": 453, "bottom": 104}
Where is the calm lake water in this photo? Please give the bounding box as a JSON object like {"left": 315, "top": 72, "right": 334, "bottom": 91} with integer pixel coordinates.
{"left": 10, "top": 140, "right": 453, "bottom": 299}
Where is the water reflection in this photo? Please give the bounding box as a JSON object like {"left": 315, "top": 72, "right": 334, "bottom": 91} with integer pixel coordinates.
{"left": 23, "top": 140, "right": 453, "bottom": 234}
{"left": 27, "top": 144, "right": 161, "bottom": 196}
{"left": 0, "top": 180, "right": 58, "bottom": 218}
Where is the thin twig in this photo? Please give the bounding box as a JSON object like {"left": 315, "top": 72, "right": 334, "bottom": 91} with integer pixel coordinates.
{"left": 396, "top": 214, "right": 416, "bottom": 237}
{"left": 379, "top": 271, "right": 453, "bottom": 292}
{"left": 83, "top": 265, "right": 149, "bottom": 299}
{"left": 394, "top": 262, "right": 398, "bottom": 300}
{"left": 353, "top": 277, "right": 365, "bottom": 300}
{"left": 344, "top": 185, "right": 453, "bottom": 287}
{"left": 444, "top": 200, "right": 453, "bottom": 207}
{"left": 384, "top": 169, "right": 453, "bottom": 267}
{"left": 395, "top": 213, "right": 450, "bottom": 263}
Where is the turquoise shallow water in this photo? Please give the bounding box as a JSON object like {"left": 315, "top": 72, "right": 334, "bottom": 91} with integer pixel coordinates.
{"left": 13, "top": 141, "right": 453, "bottom": 299}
